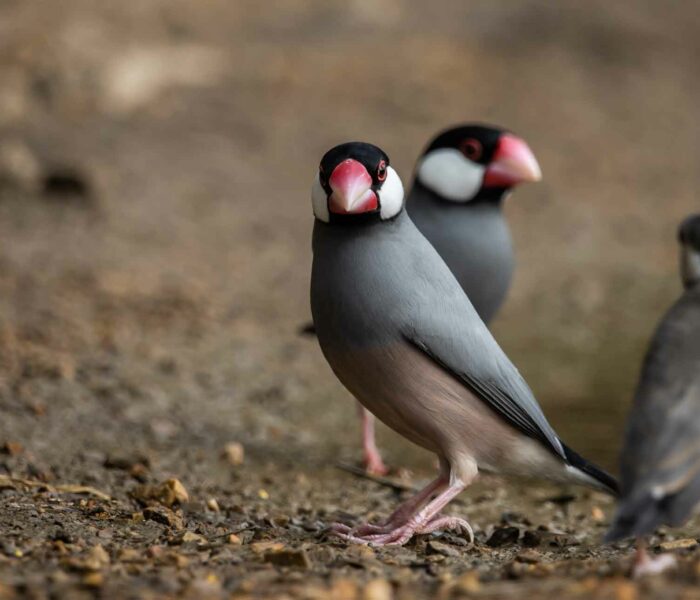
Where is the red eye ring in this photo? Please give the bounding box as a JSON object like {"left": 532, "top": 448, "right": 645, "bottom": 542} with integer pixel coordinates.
{"left": 459, "top": 138, "right": 482, "bottom": 160}
{"left": 376, "top": 160, "right": 387, "bottom": 182}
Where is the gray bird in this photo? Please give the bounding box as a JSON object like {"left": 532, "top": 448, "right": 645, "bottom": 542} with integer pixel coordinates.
{"left": 407, "top": 124, "right": 541, "bottom": 322}
{"left": 319, "top": 125, "right": 542, "bottom": 475}
{"left": 310, "top": 141, "right": 617, "bottom": 545}
{"left": 606, "top": 214, "right": 700, "bottom": 576}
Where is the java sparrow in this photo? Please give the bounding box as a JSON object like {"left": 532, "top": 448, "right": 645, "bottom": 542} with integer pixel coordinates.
{"left": 606, "top": 214, "right": 700, "bottom": 576}
{"left": 351, "top": 125, "right": 543, "bottom": 475}
{"left": 310, "top": 141, "right": 618, "bottom": 546}
{"left": 407, "top": 124, "right": 541, "bottom": 322}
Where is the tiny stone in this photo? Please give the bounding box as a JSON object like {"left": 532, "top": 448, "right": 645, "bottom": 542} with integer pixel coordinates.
{"left": 118, "top": 548, "right": 143, "bottom": 562}
{"left": 227, "top": 534, "right": 242, "bottom": 545}
{"left": 328, "top": 578, "right": 358, "bottom": 600}
{"left": 251, "top": 541, "right": 284, "bottom": 554}
{"left": 131, "top": 478, "right": 189, "bottom": 508}
{"left": 486, "top": 526, "right": 520, "bottom": 547}
{"left": 1, "top": 442, "right": 23, "bottom": 456}
{"left": 143, "top": 506, "right": 184, "bottom": 529}
{"left": 613, "top": 580, "right": 638, "bottom": 600}
{"left": 522, "top": 530, "right": 541, "bottom": 547}
{"left": 516, "top": 549, "right": 542, "bottom": 564}
{"left": 222, "top": 442, "right": 244, "bottom": 466}
{"left": 263, "top": 547, "right": 312, "bottom": 569}
{"left": 270, "top": 514, "right": 290, "bottom": 527}
{"left": 206, "top": 498, "right": 220, "bottom": 512}
{"left": 426, "top": 541, "right": 460, "bottom": 558}
{"left": 363, "top": 578, "right": 393, "bottom": 600}
{"left": 181, "top": 531, "right": 207, "bottom": 545}
{"left": 659, "top": 538, "right": 698, "bottom": 551}
{"left": 454, "top": 571, "right": 480, "bottom": 594}
{"left": 89, "top": 545, "right": 110, "bottom": 568}
{"left": 591, "top": 506, "right": 605, "bottom": 522}
{"left": 82, "top": 572, "right": 104, "bottom": 588}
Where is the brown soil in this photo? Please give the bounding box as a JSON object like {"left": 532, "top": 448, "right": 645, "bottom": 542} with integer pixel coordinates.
{"left": 0, "top": 1, "right": 698, "bottom": 598}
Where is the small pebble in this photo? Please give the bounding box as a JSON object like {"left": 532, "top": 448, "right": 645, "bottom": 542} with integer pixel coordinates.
{"left": 263, "top": 547, "right": 312, "bottom": 569}
{"left": 427, "top": 540, "right": 460, "bottom": 558}
{"left": 363, "top": 578, "right": 392, "bottom": 600}
{"left": 486, "top": 526, "right": 520, "bottom": 547}
{"left": 222, "top": 442, "right": 245, "bottom": 466}
{"left": 591, "top": 506, "right": 605, "bottom": 522}
{"left": 659, "top": 538, "right": 697, "bottom": 551}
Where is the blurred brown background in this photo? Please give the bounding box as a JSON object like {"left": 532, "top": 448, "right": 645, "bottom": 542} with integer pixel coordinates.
{"left": 0, "top": 0, "right": 697, "bottom": 476}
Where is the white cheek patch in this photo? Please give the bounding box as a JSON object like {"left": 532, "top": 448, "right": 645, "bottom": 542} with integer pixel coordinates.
{"left": 379, "top": 166, "right": 404, "bottom": 220}
{"left": 311, "top": 173, "right": 329, "bottom": 222}
{"left": 416, "top": 148, "right": 485, "bottom": 202}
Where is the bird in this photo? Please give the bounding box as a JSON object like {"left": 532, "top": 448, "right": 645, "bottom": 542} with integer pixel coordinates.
{"left": 306, "top": 125, "right": 542, "bottom": 476}
{"left": 407, "top": 124, "right": 541, "bottom": 323}
{"left": 606, "top": 214, "right": 700, "bottom": 576}
{"left": 310, "top": 141, "right": 618, "bottom": 546}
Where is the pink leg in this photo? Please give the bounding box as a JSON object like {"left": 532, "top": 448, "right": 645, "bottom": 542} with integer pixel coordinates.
{"left": 332, "top": 461, "right": 476, "bottom": 546}
{"left": 359, "top": 403, "right": 387, "bottom": 475}
{"left": 633, "top": 538, "right": 677, "bottom": 578}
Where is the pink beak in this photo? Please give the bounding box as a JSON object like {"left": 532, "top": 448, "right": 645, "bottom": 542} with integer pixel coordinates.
{"left": 328, "top": 159, "right": 378, "bottom": 215}
{"left": 483, "top": 134, "right": 542, "bottom": 188}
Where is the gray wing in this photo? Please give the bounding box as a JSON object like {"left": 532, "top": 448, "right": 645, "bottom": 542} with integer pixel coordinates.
{"left": 402, "top": 287, "right": 565, "bottom": 461}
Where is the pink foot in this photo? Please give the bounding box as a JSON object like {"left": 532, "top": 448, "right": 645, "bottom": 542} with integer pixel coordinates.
{"left": 330, "top": 475, "right": 472, "bottom": 547}
{"left": 633, "top": 552, "right": 677, "bottom": 578}
{"left": 363, "top": 450, "right": 388, "bottom": 476}
{"left": 330, "top": 514, "right": 473, "bottom": 546}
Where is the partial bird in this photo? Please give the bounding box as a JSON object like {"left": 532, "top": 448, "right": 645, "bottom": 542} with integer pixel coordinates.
{"left": 305, "top": 125, "right": 542, "bottom": 476}
{"left": 310, "top": 141, "right": 617, "bottom": 546}
{"left": 407, "top": 124, "right": 540, "bottom": 322}
{"left": 606, "top": 214, "right": 700, "bottom": 576}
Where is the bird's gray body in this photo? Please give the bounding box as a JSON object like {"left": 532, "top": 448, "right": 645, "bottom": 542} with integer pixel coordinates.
{"left": 311, "top": 211, "right": 606, "bottom": 489}
{"left": 406, "top": 182, "right": 513, "bottom": 323}
{"left": 607, "top": 286, "right": 700, "bottom": 540}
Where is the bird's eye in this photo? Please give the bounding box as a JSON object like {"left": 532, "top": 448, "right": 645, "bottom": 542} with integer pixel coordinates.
{"left": 319, "top": 165, "right": 327, "bottom": 185}
{"left": 460, "top": 139, "right": 482, "bottom": 161}
{"left": 377, "top": 160, "right": 387, "bottom": 182}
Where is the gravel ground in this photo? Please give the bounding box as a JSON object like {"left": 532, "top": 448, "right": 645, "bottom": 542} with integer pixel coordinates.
{"left": 0, "top": 1, "right": 698, "bottom": 598}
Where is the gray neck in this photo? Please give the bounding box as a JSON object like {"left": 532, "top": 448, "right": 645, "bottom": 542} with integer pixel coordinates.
{"left": 681, "top": 245, "right": 700, "bottom": 289}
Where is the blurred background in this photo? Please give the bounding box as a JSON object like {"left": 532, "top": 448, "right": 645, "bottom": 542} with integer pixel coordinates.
{"left": 0, "top": 0, "right": 697, "bottom": 479}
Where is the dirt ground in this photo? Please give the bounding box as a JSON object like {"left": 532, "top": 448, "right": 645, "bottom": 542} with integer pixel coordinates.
{"left": 0, "top": 1, "right": 699, "bottom": 598}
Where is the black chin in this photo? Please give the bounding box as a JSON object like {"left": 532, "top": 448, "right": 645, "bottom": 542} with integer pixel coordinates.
{"left": 473, "top": 186, "right": 510, "bottom": 204}
{"left": 413, "top": 179, "right": 509, "bottom": 206}
{"left": 327, "top": 210, "right": 383, "bottom": 226}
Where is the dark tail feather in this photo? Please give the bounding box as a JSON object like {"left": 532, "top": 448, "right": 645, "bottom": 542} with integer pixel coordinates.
{"left": 298, "top": 321, "right": 316, "bottom": 336}
{"left": 562, "top": 443, "right": 620, "bottom": 497}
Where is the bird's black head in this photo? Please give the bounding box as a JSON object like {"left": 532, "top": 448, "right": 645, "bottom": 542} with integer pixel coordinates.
{"left": 311, "top": 142, "right": 404, "bottom": 225}
{"left": 678, "top": 214, "right": 700, "bottom": 289}
{"left": 415, "top": 124, "right": 541, "bottom": 204}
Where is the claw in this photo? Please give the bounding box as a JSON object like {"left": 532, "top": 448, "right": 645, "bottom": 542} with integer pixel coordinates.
{"left": 418, "top": 515, "right": 474, "bottom": 544}
{"left": 328, "top": 515, "right": 474, "bottom": 547}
